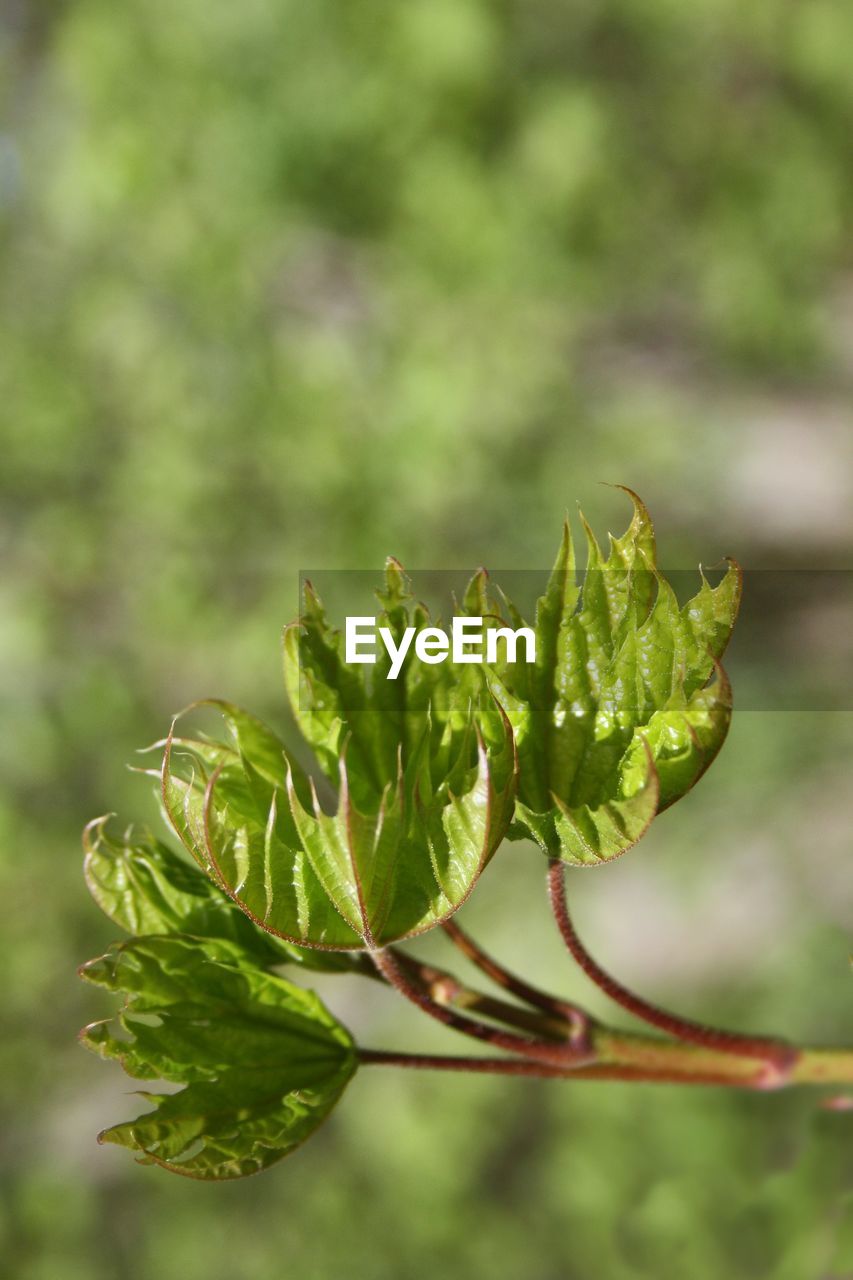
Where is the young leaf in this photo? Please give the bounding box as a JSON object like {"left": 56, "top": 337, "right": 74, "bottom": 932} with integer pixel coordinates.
{"left": 485, "top": 489, "right": 741, "bottom": 864}
{"left": 83, "top": 816, "right": 363, "bottom": 975}
{"left": 282, "top": 562, "right": 490, "bottom": 804}
{"left": 161, "top": 697, "right": 515, "bottom": 949}
{"left": 79, "top": 935, "right": 356, "bottom": 1180}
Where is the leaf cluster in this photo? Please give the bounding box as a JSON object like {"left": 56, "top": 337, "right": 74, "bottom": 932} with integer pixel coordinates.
{"left": 79, "top": 491, "right": 741, "bottom": 1177}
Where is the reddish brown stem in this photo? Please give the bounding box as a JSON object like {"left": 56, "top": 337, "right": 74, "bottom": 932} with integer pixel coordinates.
{"left": 388, "top": 949, "right": 570, "bottom": 1041}
{"left": 370, "top": 947, "right": 592, "bottom": 1069}
{"left": 440, "top": 919, "right": 592, "bottom": 1047}
{"left": 546, "top": 858, "right": 797, "bottom": 1082}
{"left": 359, "top": 1049, "right": 569, "bottom": 1077}
{"left": 358, "top": 1049, "right": 762, "bottom": 1087}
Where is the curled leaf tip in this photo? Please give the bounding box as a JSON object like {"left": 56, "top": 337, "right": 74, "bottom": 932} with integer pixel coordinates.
{"left": 82, "top": 813, "right": 113, "bottom": 847}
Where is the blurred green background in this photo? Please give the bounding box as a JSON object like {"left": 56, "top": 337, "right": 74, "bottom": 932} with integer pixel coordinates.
{"left": 2, "top": 1, "right": 852, "bottom": 1276}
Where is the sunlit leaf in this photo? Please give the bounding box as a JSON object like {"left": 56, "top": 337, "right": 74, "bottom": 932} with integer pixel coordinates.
{"left": 282, "top": 560, "right": 489, "bottom": 803}
{"left": 162, "top": 696, "right": 515, "bottom": 948}
{"left": 484, "top": 488, "right": 741, "bottom": 863}
{"left": 78, "top": 935, "right": 356, "bottom": 1180}
{"left": 83, "top": 815, "right": 363, "bottom": 975}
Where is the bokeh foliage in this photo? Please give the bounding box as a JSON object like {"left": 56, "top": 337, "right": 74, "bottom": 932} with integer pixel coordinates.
{"left": 1, "top": 0, "right": 852, "bottom": 1275}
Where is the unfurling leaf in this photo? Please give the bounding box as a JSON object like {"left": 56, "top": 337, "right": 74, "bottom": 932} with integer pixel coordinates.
{"left": 282, "top": 559, "right": 510, "bottom": 806}
{"left": 480, "top": 488, "right": 741, "bottom": 864}
{"left": 83, "top": 815, "right": 363, "bottom": 975}
{"left": 79, "top": 935, "right": 356, "bottom": 1180}
{"left": 162, "top": 692, "right": 515, "bottom": 949}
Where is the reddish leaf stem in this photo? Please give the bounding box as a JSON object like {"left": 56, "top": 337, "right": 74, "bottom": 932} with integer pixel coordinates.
{"left": 358, "top": 1049, "right": 762, "bottom": 1087}
{"left": 370, "top": 947, "right": 593, "bottom": 1068}
{"left": 359, "top": 1049, "right": 569, "bottom": 1077}
{"left": 546, "top": 858, "right": 797, "bottom": 1084}
{"left": 440, "top": 919, "right": 592, "bottom": 1047}
{"left": 388, "top": 949, "right": 571, "bottom": 1041}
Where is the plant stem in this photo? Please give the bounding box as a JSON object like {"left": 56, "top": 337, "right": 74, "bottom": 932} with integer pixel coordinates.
{"left": 361, "top": 906, "right": 850, "bottom": 1095}
{"left": 792, "top": 1048, "right": 853, "bottom": 1086}
{"left": 370, "top": 947, "right": 593, "bottom": 1068}
{"left": 358, "top": 1049, "right": 573, "bottom": 1077}
{"left": 358, "top": 1046, "right": 751, "bottom": 1084}
{"left": 546, "top": 859, "right": 798, "bottom": 1083}
{"left": 440, "top": 919, "right": 592, "bottom": 1046}
{"left": 361, "top": 868, "right": 853, "bottom": 1092}
{"left": 388, "top": 948, "right": 571, "bottom": 1041}
{"left": 359, "top": 1039, "right": 853, "bottom": 1089}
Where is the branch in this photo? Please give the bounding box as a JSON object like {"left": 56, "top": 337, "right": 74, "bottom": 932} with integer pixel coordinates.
{"left": 387, "top": 947, "right": 572, "bottom": 1041}
{"left": 369, "top": 947, "right": 594, "bottom": 1068}
{"left": 358, "top": 1048, "right": 759, "bottom": 1085}
{"left": 440, "top": 919, "right": 592, "bottom": 1047}
{"left": 361, "top": 872, "right": 853, "bottom": 1092}
{"left": 360, "top": 1039, "right": 853, "bottom": 1089}
{"left": 546, "top": 859, "right": 798, "bottom": 1084}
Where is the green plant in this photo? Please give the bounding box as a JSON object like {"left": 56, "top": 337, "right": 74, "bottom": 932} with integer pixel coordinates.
{"left": 79, "top": 490, "right": 853, "bottom": 1180}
